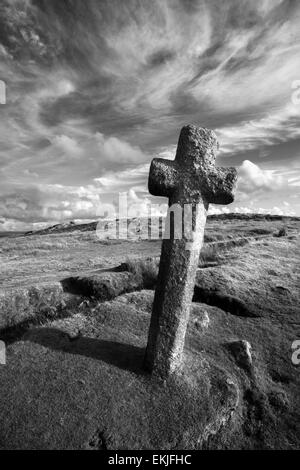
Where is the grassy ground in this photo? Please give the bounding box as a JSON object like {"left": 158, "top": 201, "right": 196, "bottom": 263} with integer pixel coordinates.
{"left": 0, "top": 215, "right": 298, "bottom": 289}
{"left": 0, "top": 292, "right": 238, "bottom": 450}
{"left": 0, "top": 215, "right": 299, "bottom": 449}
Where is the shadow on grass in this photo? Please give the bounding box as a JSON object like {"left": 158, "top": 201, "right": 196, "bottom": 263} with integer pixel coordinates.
{"left": 24, "top": 327, "right": 146, "bottom": 375}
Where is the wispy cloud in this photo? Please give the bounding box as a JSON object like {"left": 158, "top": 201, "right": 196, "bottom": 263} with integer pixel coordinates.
{"left": 1, "top": 0, "right": 300, "bottom": 229}
{"left": 216, "top": 104, "right": 300, "bottom": 155}
{"left": 238, "top": 160, "right": 283, "bottom": 193}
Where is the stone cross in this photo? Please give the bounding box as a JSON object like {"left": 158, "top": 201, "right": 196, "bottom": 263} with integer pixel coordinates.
{"left": 144, "top": 125, "right": 237, "bottom": 378}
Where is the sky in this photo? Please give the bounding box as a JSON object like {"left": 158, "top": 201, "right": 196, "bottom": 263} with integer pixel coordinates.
{"left": 0, "top": 0, "right": 300, "bottom": 231}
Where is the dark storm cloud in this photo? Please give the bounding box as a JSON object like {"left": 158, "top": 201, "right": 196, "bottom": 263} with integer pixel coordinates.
{"left": 0, "top": 0, "right": 300, "bottom": 229}
{"left": 146, "top": 49, "right": 176, "bottom": 68}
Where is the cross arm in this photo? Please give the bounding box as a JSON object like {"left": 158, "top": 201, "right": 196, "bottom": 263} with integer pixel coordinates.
{"left": 148, "top": 158, "right": 178, "bottom": 197}
{"left": 202, "top": 166, "right": 238, "bottom": 205}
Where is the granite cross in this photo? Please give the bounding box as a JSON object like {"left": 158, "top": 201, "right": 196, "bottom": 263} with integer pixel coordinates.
{"left": 144, "top": 125, "right": 237, "bottom": 378}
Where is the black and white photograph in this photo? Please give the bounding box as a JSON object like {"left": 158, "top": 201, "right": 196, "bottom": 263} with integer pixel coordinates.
{"left": 0, "top": 0, "right": 299, "bottom": 455}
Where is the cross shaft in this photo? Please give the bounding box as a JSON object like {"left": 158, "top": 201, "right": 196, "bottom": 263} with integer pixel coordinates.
{"left": 144, "top": 125, "right": 237, "bottom": 378}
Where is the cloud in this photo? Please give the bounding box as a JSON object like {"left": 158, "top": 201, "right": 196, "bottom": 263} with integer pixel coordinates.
{"left": 94, "top": 133, "right": 147, "bottom": 164}
{"left": 238, "top": 160, "right": 283, "bottom": 194}
{"left": 94, "top": 164, "right": 149, "bottom": 193}
{"left": 1, "top": 0, "right": 300, "bottom": 226}
{"left": 216, "top": 104, "right": 300, "bottom": 156}
{"left": 24, "top": 169, "right": 39, "bottom": 178}
{"left": 52, "top": 135, "right": 82, "bottom": 158}
{"left": 209, "top": 204, "right": 296, "bottom": 217}
{"left": 0, "top": 183, "right": 106, "bottom": 225}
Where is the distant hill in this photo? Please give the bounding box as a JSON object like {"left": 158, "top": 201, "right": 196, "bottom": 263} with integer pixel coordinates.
{"left": 0, "top": 214, "right": 298, "bottom": 239}
{"left": 0, "top": 231, "right": 25, "bottom": 238}
{"left": 24, "top": 221, "right": 98, "bottom": 236}
{"left": 18, "top": 213, "right": 300, "bottom": 237}
{"left": 208, "top": 213, "right": 300, "bottom": 221}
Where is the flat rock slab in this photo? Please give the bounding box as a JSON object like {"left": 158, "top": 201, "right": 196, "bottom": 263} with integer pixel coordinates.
{"left": 62, "top": 271, "right": 143, "bottom": 300}
{"left": 0, "top": 271, "right": 144, "bottom": 331}
{"left": 194, "top": 237, "right": 300, "bottom": 320}
{"left": 0, "top": 282, "right": 67, "bottom": 330}
{"left": 0, "top": 292, "right": 238, "bottom": 450}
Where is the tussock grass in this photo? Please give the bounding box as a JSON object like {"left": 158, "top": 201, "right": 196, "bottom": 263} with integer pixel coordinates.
{"left": 1, "top": 216, "right": 298, "bottom": 293}
{"left": 199, "top": 237, "right": 257, "bottom": 267}
{"left": 125, "top": 238, "right": 251, "bottom": 276}
{"left": 274, "top": 227, "right": 287, "bottom": 238}
{"left": 199, "top": 244, "right": 221, "bottom": 266}
{"left": 125, "top": 257, "right": 159, "bottom": 288}
{"left": 247, "top": 228, "right": 274, "bottom": 236}
{"left": 0, "top": 237, "right": 77, "bottom": 254}
{"left": 204, "top": 233, "right": 225, "bottom": 243}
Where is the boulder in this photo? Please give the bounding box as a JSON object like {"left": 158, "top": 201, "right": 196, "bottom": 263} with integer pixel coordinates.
{"left": 61, "top": 271, "right": 143, "bottom": 301}
{"left": 227, "top": 340, "right": 253, "bottom": 373}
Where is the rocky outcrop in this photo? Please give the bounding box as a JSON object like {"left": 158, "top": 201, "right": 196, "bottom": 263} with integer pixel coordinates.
{"left": 61, "top": 271, "right": 143, "bottom": 301}
{"left": 227, "top": 340, "right": 253, "bottom": 373}
{"left": 0, "top": 289, "right": 239, "bottom": 450}
{"left": 0, "top": 283, "right": 67, "bottom": 330}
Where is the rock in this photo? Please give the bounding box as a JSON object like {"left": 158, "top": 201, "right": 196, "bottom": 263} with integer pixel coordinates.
{"left": 191, "top": 304, "right": 210, "bottom": 330}
{"left": 61, "top": 271, "right": 143, "bottom": 301}
{"left": 0, "top": 287, "right": 240, "bottom": 450}
{"left": 0, "top": 282, "right": 67, "bottom": 330}
{"left": 116, "top": 290, "right": 154, "bottom": 314}
{"left": 194, "top": 270, "right": 260, "bottom": 318}
{"left": 0, "top": 326, "right": 239, "bottom": 449}
{"left": 273, "top": 285, "right": 291, "bottom": 294}
{"left": 227, "top": 340, "right": 253, "bottom": 372}
{"left": 67, "top": 330, "right": 82, "bottom": 342}
{"left": 275, "top": 227, "right": 287, "bottom": 237}
{"left": 83, "top": 429, "right": 107, "bottom": 450}
{"left": 144, "top": 125, "right": 237, "bottom": 378}
{"left": 268, "top": 389, "right": 289, "bottom": 411}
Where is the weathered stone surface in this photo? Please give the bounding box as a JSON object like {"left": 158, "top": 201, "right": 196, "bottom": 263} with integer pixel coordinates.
{"left": 0, "top": 282, "right": 66, "bottom": 330}
{"left": 144, "top": 125, "right": 237, "bottom": 378}
{"left": 192, "top": 304, "right": 210, "bottom": 330}
{"left": 115, "top": 290, "right": 154, "bottom": 313}
{"left": 1, "top": 227, "right": 299, "bottom": 449}
{"left": 61, "top": 271, "right": 143, "bottom": 301}
{"left": 227, "top": 340, "right": 253, "bottom": 372}
{"left": 0, "top": 271, "right": 144, "bottom": 331}
{"left": 268, "top": 388, "right": 289, "bottom": 411}
{"left": 0, "top": 296, "right": 239, "bottom": 450}
{"left": 194, "top": 271, "right": 258, "bottom": 317}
